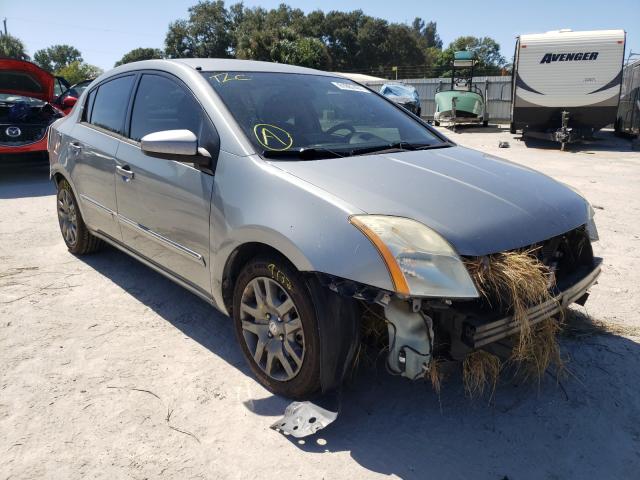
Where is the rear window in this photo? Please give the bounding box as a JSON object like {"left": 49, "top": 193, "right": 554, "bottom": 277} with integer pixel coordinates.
{"left": 89, "top": 75, "right": 135, "bottom": 135}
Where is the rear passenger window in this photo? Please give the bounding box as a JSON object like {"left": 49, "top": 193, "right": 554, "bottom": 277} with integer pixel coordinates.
{"left": 90, "top": 75, "right": 135, "bottom": 135}
{"left": 129, "top": 74, "right": 204, "bottom": 142}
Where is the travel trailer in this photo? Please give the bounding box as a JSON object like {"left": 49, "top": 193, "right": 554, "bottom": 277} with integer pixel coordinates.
{"left": 510, "top": 29, "right": 626, "bottom": 149}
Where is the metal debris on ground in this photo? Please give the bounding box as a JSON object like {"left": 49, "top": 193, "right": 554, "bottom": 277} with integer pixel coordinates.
{"left": 271, "top": 401, "right": 338, "bottom": 438}
{"left": 499, "top": 141, "right": 510, "bottom": 148}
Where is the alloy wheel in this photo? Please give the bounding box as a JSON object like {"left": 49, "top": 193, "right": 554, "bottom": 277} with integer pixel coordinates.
{"left": 57, "top": 189, "right": 78, "bottom": 246}
{"left": 239, "top": 276, "right": 305, "bottom": 381}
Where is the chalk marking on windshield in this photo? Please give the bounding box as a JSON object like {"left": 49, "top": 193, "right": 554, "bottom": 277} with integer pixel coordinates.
{"left": 253, "top": 124, "right": 293, "bottom": 151}
{"left": 210, "top": 73, "right": 252, "bottom": 84}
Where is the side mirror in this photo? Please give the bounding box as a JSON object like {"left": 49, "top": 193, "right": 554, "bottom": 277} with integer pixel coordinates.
{"left": 62, "top": 96, "right": 77, "bottom": 109}
{"left": 141, "top": 129, "right": 198, "bottom": 157}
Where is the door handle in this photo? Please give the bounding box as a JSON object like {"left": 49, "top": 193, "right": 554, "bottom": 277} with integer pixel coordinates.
{"left": 69, "top": 141, "right": 82, "bottom": 154}
{"left": 116, "top": 165, "right": 134, "bottom": 181}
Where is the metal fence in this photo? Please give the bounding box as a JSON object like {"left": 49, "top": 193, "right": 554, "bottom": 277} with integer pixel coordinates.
{"left": 363, "top": 76, "right": 513, "bottom": 121}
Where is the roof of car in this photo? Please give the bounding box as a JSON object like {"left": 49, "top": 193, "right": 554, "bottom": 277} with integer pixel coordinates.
{"left": 166, "top": 58, "right": 330, "bottom": 75}
{"left": 94, "top": 58, "right": 338, "bottom": 92}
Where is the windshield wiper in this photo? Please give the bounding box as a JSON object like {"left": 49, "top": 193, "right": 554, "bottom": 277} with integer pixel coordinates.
{"left": 262, "top": 141, "right": 453, "bottom": 160}
{"left": 350, "top": 141, "right": 453, "bottom": 156}
{"left": 262, "top": 147, "right": 347, "bottom": 160}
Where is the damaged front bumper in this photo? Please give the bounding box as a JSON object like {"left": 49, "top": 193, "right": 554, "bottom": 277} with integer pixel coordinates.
{"left": 273, "top": 257, "right": 602, "bottom": 439}
{"left": 463, "top": 258, "right": 602, "bottom": 349}
{"left": 385, "top": 257, "right": 602, "bottom": 380}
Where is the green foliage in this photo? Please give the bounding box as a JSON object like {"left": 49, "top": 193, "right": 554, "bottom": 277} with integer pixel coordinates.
{"left": 412, "top": 18, "right": 443, "bottom": 49}
{"left": 437, "top": 36, "right": 507, "bottom": 76}
{"left": 165, "top": 0, "right": 234, "bottom": 58}
{"left": 34, "top": 44, "right": 82, "bottom": 72}
{"left": 157, "top": 1, "right": 506, "bottom": 79}
{"left": 115, "top": 48, "right": 164, "bottom": 67}
{"left": 271, "top": 37, "right": 330, "bottom": 69}
{"left": 0, "top": 34, "right": 30, "bottom": 61}
{"left": 55, "top": 61, "right": 103, "bottom": 85}
{"left": 3, "top": 3, "right": 510, "bottom": 82}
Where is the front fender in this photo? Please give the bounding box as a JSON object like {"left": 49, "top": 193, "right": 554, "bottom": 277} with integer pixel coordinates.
{"left": 209, "top": 153, "right": 395, "bottom": 310}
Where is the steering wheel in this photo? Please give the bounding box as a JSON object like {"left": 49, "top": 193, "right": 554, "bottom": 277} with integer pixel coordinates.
{"left": 325, "top": 122, "right": 356, "bottom": 136}
{"left": 348, "top": 131, "right": 387, "bottom": 144}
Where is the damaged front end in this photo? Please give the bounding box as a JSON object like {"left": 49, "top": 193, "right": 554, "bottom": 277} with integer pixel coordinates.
{"left": 272, "top": 226, "right": 602, "bottom": 438}
{"left": 383, "top": 225, "right": 600, "bottom": 381}
{"left": 274, "top": 218, "right": 600, "bottom": 438}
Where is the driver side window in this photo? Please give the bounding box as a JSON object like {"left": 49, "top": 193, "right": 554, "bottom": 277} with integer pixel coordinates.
{"left": 129, "top": 74, "right": 204, "bottom": 142}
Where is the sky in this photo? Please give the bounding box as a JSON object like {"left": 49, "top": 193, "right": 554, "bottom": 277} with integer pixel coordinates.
{"left": 3, "top": 0, "right": 639, "bottom": 71}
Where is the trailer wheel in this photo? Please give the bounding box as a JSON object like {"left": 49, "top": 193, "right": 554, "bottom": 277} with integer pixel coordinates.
{"left": 482, "top": 120, "right": 489, "bottom": 127}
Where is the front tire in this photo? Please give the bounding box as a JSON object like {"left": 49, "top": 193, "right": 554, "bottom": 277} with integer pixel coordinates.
{"left": 56, "top": 179, "right": 103, "bottom": 254}
{"left": 232, "top": 256, "right": 321, "bottom": 399}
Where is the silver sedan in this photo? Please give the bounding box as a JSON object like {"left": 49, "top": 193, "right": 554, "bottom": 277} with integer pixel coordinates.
{"left": 48, "top": 59, "right": 601, "bottom": 400}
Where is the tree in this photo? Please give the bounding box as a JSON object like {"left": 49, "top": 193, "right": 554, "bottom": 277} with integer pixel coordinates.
{"left": 314, "top": 10, "right": 365, "bottom": 71}
{"left": 56, "top": 61, "right": 102, "bottom": 85}
{"left": 412, "top": 18, "right": 442, "bottom": 49}
{"left": 165, "top": 0, "right": 234, "bottom": 58}
{"left": 270, "top": 36, "right": 330, "bottom": 69}
{"left": 33, "top": 44, "right": 82, "bottom": 72}
{"left": 448, "top": 36, "right": 506, "bottom": 73}
{"left": 115, "top": 48, "right": 164, "bottom": 67}
{"left": 382, "top": 24, "right": 427, "bottom": 76}
{"left": 163, "top": 2, "right": 506, "bottom": 80}
{"left": 0, "top": 34, "right": 30, "bottom": 61}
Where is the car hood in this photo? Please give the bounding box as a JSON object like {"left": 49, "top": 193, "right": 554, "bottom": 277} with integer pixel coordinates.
{"left": 0, "top": 59, "right": 55, "bottom": 102}
{"left": 269, "top": 146, "right": 588, "bottom": 256}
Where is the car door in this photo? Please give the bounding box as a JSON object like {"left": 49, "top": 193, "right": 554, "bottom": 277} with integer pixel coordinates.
{"left": 114, "top": 72, "right": 216, "bottom": 295}
{"left": 70, "top": 74, "right": 136, "bottom": 241}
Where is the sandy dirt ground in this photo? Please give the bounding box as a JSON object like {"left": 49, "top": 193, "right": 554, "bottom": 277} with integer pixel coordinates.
{"left": 1, "top": 129, "right": 639, "bottom": 480}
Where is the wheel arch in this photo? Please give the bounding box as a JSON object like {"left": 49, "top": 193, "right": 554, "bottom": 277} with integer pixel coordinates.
{"left": 221, "top": 240, "right": 362, "bottom": 396}
{"left": 220, "top": 241, "right": 301, "bottom": 316}
{"left": 51, "top": 171, "right": 66, "bottom": 186}
{"left": 50, "top": 168, "right": 92, "bottom": 228}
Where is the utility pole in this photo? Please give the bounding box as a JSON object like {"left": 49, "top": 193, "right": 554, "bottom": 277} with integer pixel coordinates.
{"left": 3, "top": 18, "right": 7, "bottom": 36}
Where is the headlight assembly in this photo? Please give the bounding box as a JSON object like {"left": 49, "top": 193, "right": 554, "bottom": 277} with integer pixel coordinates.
{"left": 349, "top": 215, "right": 479, "bottom": 298}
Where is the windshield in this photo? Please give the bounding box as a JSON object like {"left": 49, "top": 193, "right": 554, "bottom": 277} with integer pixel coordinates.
{"left": 203, "top": 72, "right": 443, "bottom": 158}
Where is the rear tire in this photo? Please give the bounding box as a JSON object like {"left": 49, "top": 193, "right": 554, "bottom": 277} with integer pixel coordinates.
{"left": 56, "top": 179, "right": 103, "bottom": 255}
{"left": 232, "top": 255, "right": 322, "bottom": 399}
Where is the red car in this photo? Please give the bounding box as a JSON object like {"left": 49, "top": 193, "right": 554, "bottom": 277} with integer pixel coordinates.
{"left": 0, "top": 58, "right": 69, "bottom": 158}
{"left": 54, "top": 79, "right": 93, "bottom": 115}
